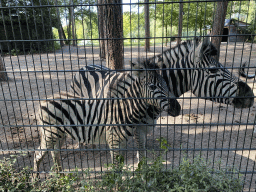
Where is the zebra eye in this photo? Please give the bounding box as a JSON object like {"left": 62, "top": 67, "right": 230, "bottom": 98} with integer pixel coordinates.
{"left": 149, "top": 84, "right": 158, "bottom": 90}
{"left": 208, "top": 66, "right": 218, "bottom": 73}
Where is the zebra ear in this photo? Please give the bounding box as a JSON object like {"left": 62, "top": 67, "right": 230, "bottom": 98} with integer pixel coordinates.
{"left": 131, "top": 62, "right": 146, "bottom": 77}
{"left": 157, "top": 61, "right": 164, "bottom": 75}
{"left": 194, "top": 37, "right": 211, "bottom": 61}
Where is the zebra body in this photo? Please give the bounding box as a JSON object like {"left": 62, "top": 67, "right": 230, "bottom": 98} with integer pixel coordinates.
{"left": 34, "top": 61, "right": 181, "bottom": 176}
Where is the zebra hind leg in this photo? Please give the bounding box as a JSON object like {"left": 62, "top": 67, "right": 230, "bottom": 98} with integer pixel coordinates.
{"left": 33, "top": 135, "right": 51, "bottom": 180}
{"left": 51, "top": 136, "right": 65, "bottom": 176}
{"left": 106, "top": 127, "right": 127, "bottom": 166}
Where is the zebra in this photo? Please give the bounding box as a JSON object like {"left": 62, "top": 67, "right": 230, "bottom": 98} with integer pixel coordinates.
{"left": 74, "top": 37, "right": 254, "bottom": 109}
{"left": 34, "top": 61, "right": 181, "bottom": 177}
{"left": 152, "top": 37, "right": 254, "bottom": 108}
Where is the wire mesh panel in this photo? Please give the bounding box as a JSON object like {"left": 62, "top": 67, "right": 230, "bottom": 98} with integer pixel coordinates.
{"left": 0, "top": 0, "right": 256, "bottom": 191}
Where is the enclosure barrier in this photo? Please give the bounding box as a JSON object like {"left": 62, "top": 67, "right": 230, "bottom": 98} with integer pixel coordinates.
{"left": 0, "top": 0, "right": 256, "bottom": 191}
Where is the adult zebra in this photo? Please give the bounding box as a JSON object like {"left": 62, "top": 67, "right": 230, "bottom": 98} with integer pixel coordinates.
{"left": 150, "top": 37, "right": 254, "bottom": 108}
{"left": 73, "top": 37, "right": 254, "bottom": 109}
{"left": 34, "top": 61, "right": 181, "bottom": 177}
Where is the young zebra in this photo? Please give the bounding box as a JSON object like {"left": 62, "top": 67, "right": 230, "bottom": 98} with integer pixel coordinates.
{"left": 34, "top": 61, "right": 181, "bottom": 176}
{"left": 79, "top": 37, "right": 254, "bottom": 108}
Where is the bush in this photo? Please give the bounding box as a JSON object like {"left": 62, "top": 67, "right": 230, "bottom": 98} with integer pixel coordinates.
{"left": 0, "top": 157, "right": 33, "bottom": 191}
{"left": 0, "top": 141, "right": 244, "bottom": 192}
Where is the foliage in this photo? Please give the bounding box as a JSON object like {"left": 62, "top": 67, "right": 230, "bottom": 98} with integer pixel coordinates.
{"left": 0, "top": 137, "right": 244, "bottom": 192}
{"left": 33, "top": 167, "right": 80, "bottom": 192}
{"left": 92, "top": 137, "right": 243, "bottom": 191}
{"left": 154, "top": 0, "right": 214, "bottom": 36}
{"left": 56, "top": 0, "right": 97, "bottom": 44}
{"left": 152, "top": 0, "right": 256, "bottom": 38}
{"left": 0, "top": 0, "right": 58, "bottom": 52}
{"left": 123, "top": 11, "right": 146, "bottom": 45}
{"left": 0, "top": 157, "right": 34, "bottom": 191}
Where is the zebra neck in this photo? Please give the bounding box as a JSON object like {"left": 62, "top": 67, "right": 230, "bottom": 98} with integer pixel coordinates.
{"left": 161, "top": 55, "right": 192, "bottom": 97}
{"left": 146, "top": 105, "right": 160, "bottom": 119}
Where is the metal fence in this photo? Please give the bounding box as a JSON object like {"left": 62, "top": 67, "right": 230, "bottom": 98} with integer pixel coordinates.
{"left": 0, "top": 0, "right": 256, "bottom": 191}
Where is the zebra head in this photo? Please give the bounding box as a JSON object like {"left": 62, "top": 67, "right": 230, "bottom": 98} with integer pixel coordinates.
{"left": 190, "top": 37, "right": 254, "bottom": 108}
{"left": 132, "top": 60, "right": 181, "bottom": 117}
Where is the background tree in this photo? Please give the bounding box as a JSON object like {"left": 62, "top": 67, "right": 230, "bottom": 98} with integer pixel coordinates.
{"left": 104, "top": 0, "right": 123, "bottom": 70}
{"left": 98, "top": 0, "right": 106, "bottom": 59}
{"left": 54, "top": 0, "right": 66, "bottom": 47}
{"left": 211, "top": 1, "right": 228, "bottom": 62}
{"left": 69, "top": 0, "right": 77, "bottom": 46}
{"left": 144, "top": 0, "right": 150, "bottom": 51}
{"left": 0, "top": 0, "right": 58, "bottom": 52}
{"left": 123, "top": 11, "right": 144, "bottom": 45}
{"left": 154, "top": 0, "right": 214, "bottom": 45}
{"left": 177, "top": 0, "right": 183, "bottom": 44}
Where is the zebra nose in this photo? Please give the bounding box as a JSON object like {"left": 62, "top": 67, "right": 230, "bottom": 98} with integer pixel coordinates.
{"left": 232, "top": 81, "right": 254, "bottom": 108}
{"left": 167, "top": 99, "right": 181, "bottom": 117}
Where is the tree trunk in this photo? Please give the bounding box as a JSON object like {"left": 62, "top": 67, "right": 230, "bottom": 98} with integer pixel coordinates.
{"left": 54, "top": 0, "right": 65, "bottom": 47}
{"left": 105, "top": 0, "right": 123, "bottom": 70}
{"left": 211, "top": 1, "right": 228, "bottom": 62}
{"left": 144, "top": 0, "right": 150, "bottom": 52}
{"left": 61, "top": 25, "right": 68, "bottom": 45}
{"left": 98, "top": 0, "right": 106, "bottom": 59}
{"left": 177, "top": 0, "right": 183, "bottom": 45}
{"left": 0, "top": 56, "right": 8, "bottom": 81}
{"left": 70, "top": 2, "right": 76, "bottom": 46}
{"left": 68, "top": 9, "right": 72, "bottom": 44}
{"left": 165, "top": 24, "right": 168, "bottom": 47}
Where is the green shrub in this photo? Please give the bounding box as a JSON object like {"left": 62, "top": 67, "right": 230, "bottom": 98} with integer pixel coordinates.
{"left": 0, "top": 157, "right": 33, "bottom": 191}
{"left": 33, "top": 168, "right": 80, "bottom": 192}
{"left": 0, "top": 141, "right": 244, "bottom": 192}
{"left": 10, "top": 49, "right": 20, "bottom": 56}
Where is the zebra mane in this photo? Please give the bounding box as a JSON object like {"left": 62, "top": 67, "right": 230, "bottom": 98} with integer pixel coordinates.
{"left": 135, "top": 58, "right": 160, "bottom": 71}
{"left": 200, "top": 38, "right": 218, "bottom": 56}
{"left": 46, "top": 91, "right": 82, "bottom": 100}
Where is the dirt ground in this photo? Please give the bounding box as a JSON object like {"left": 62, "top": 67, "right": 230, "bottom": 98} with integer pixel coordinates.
{"left": 1, "top": 41, "right": 256, "bottom": 191}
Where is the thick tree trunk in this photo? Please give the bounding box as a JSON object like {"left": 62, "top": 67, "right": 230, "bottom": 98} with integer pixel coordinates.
{"left": 144, "top": 0, "right": 150, "bottom": 52}
{"left": 0, "top": 56, "right": 8, "bottom": 81}
{"left": 98, "top": 0, "right": 106, "bottom": 59}
{"left": 211, "top": 1, "right": 228, "bottom": 62}
{"left": 177, "top": 0, "right": 183, "bottom": 45}
{"left": 105, "top": 0, "right": 123, "bottom": 70}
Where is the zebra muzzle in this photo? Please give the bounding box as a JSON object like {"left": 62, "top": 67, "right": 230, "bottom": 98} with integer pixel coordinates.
{"left": 232, "top": 81, "right": 254, "bottom": 108}
{"left": 167, "top": 99, "right": 181, "bottom": 117}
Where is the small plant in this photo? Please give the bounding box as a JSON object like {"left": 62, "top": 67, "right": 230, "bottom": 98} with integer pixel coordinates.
{"left": 34, "top": 170, "right": 80, "bottom": 192}
{"left": 10, "top": 49, "right": 20, "bottom": 56}
{"left": 0, "top": 157, "right": 33, "bottom": 191}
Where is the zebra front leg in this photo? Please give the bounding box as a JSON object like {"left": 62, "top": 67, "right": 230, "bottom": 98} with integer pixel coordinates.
{"left": 106, "top": 126, "right": 126, "bottom": 165}
{"left": 51, "top": 136, "right": 65, "bottom": 176}
{"left": 134, "top": 129, "right": 146, "bottom": 163}
{"left": 34, "top": 147, "right": 48, "bottom": 180}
